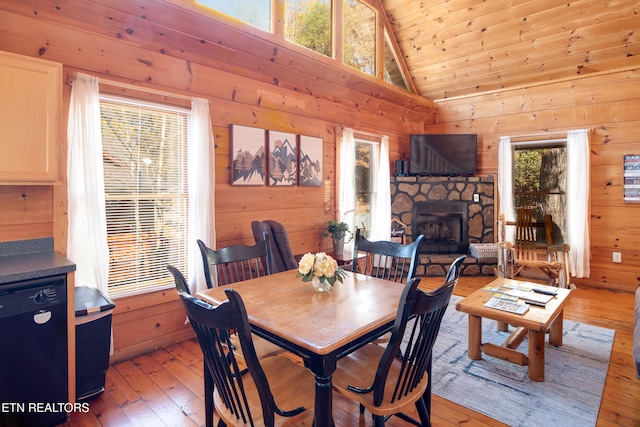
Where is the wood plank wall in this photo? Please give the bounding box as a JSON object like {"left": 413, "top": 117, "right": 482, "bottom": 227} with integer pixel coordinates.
{"left": 426, "top": 68, "right": 640, "bottom": 293}
{"left": 0, "top": 0, "right": 432, "bottom": 361}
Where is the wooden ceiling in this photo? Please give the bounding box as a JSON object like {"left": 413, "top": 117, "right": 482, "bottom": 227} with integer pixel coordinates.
{"left": 381, "top": 0, "right": 640, "bottom": 101}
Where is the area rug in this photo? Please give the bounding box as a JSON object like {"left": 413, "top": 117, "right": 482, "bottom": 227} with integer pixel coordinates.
{"left": 429, "top": 295, "right": 615, "bottom": 427}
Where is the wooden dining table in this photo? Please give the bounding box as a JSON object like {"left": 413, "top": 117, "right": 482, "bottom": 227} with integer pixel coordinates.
{"left": 196, "top": 270, "right": 405, "bottom": 427}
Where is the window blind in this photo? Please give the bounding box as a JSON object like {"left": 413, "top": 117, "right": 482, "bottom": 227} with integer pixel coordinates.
{"left": 100, "top": 96, "right": 190, "bottom": 296}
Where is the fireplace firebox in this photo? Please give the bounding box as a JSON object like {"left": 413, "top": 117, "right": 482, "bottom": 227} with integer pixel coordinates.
{"left": 412, "top": 201, "right": 469, "bottom": 254}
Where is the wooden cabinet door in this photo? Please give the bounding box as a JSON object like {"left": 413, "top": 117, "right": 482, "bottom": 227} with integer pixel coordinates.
{"left": 0, "top": 51, "right": 61, "bottom": 183}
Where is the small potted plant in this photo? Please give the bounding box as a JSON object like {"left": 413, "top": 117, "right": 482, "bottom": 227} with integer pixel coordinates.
{"left": 324, "top": 220, "right": 353, "bottom": 258}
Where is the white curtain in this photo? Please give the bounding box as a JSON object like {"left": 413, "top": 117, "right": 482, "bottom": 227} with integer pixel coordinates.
{"left": 67, "top": 73, "right": 110, "bottom": 294}
{"left": 566, "top": 129, "right": 590, "bottom": 277}
{"left": 338, "top": 128, "right": 357, "bottom": 256}
{"left": 188, "top": 98, "right": 215, "bottom": 293}
{"left": 369, "top": 135, "right": 391, "bottom": 241}
{"left": 497, "top": 136, "right": 515, "bottom": 243}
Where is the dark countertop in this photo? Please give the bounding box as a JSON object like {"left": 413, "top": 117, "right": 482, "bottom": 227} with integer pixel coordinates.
{"left": 0, "top": 238, "right": 76, "bottom": 284}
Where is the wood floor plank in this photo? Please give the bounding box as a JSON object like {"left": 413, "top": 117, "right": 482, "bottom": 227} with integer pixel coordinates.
{"left": 115, "top": 359, "right": 198, "bottom": 427}
{"left": 59, "top": 277, "right": 640, "bottom": 426}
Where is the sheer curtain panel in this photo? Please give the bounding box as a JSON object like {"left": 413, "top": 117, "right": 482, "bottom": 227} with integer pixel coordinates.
{"left": 566, "top": 129, "right": 590, "bottom": 278}
{"left": 67, "top": 73, "right": 110, "bottom": 294}
{"left": 188, "top": 98, "right": 215, "bottom": 293}
{"left": 339, "top": 128, "right": 357, "bottom": 257}
{"left": 369, "top": 135, "right": 391, "bottom": 241}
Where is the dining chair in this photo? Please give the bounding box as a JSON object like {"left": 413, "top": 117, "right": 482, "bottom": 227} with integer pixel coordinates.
{"left": 167, "top": 265, "right": 315, "bottom": 427}
{"left": 250, "top": 220, "right": 298, "bottom": 273}
{"left": 332, "top": 255, "right": 466, "bottom": 427}
{"left": 352, "top": 228, "right": 425, "bottom": 283}
{"left": 197, "top": 238, "right": 272, "bottom": 287}
{"left": 196, "top": 239, "right": 285, "bottom": 360}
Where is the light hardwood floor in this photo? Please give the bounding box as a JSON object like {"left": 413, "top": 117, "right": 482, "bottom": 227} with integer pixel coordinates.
{"left": 62, "top": 276, "right": 640, "bottom": 426}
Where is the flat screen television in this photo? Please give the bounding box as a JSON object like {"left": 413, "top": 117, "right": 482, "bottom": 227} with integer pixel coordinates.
{"left": 409, "top": 134, "right": 477, "bottom": 176}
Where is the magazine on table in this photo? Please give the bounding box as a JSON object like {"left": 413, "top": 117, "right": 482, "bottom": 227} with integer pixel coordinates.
{"left": 484, "top": 297, "right": 530, "bottom": 315}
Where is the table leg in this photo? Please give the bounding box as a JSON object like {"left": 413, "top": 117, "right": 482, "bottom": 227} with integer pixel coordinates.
{"left": 528, "top": 329, "right": 545, "bottom": 381}
{"left": 496, "top": 321, "right": 508, "bottom": 332}
{"left": 468, "top": 315, "right": 482, "bottom": 360}
{"left": 314, "top": 374, "right": 333, "bottom": 427}
{"left": 549, "top": 311, "right": 563, "bottom": 347}
{"left": 306, "top": 355, "right": 335, "bottom": 427}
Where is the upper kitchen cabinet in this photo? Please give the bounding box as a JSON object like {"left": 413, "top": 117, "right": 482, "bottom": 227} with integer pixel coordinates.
{"left": 0, "top": 51, "right": 61, "bottom": 184}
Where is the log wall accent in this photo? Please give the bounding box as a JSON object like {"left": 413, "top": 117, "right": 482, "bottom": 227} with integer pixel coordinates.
{"left": 426, "top": 68, "right": 640, "bottom": 293}
{"left": 0, "top": 0, "right": 433, "bottom": 360}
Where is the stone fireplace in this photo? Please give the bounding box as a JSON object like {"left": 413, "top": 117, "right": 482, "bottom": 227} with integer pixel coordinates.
{"left": 391, "top": 175, "right": 495, "bottom": 276}
{"left": 412, "top": 201, "right": 468, "bottom": 254}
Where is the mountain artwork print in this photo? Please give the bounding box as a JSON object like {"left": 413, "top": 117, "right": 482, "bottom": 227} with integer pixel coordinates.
{"left": 231, "top": 125, "right": 266, "bottom": 185}
{"left": 299, "top": 135, "right": 323, "bottom": 186}
{"left": 268, "top": 131, "right": 297, "bottom": 186}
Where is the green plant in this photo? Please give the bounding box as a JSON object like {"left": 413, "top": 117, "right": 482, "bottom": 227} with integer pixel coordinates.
{"left": 324, "top": 220, "right": 354, "bottom": 244}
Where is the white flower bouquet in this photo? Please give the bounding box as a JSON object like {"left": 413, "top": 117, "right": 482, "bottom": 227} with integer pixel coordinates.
{"left": 297, "top": 252, "right": 347, "bottom": 287}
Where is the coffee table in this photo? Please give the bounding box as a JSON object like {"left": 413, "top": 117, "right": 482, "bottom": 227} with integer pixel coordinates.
{"left": 455, "top": 277, "right": 572, "bottom": 381}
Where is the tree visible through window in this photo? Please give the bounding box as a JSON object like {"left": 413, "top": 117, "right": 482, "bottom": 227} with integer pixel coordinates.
{"left": 101, "top": 96, "right": 190, "bottom": 295}
{"left": 343, "top": 0, "right": 376, "bottom": 76}
{"left": 513, "top": 144, "right": 567, "bottom": 242}
{"left": 355, "top": 140, "right": 376, "bottom": 235}
{"left": 286, "top": 0, "right": 332, "bottom": 57}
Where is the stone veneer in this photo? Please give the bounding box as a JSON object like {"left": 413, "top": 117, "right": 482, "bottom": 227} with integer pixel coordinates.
{"left": 391, "top": 175, "right": 496, "bottom": 276}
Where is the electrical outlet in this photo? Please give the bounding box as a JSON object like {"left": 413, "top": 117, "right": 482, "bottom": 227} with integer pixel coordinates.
{"left": 613, "top": 252, "right": 622, "bottom": 263}
{"left": 473, "top": 193, "right": 479, "bottom": 202}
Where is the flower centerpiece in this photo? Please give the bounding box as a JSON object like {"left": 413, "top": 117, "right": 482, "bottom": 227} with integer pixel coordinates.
{"left": 297, "top": 252, "right": 347, "bottom": 292}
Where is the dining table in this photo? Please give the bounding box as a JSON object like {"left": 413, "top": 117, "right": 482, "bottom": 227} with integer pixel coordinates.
{"left": 196, "top": 269, "right": 406, "bottom": 427}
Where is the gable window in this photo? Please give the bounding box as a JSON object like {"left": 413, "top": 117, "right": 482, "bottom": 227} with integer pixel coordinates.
{"left": 100, "top": 96, "right": 190, "bottom": 295}
{"left": 191, "top": 0, "right": 411, "bottom": 91}
{"left": 343, "top": 0, "right": 376, "bottom": 76}
{"left": 196, "top": 0, "right": 271, "bottom": 31}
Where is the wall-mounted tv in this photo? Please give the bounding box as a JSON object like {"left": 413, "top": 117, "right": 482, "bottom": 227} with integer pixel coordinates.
{"left": 409, "top": 134, "right": 477, "bottom": 176}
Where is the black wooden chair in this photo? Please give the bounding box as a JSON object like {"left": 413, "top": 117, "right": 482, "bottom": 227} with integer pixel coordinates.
{"left": 352, "top": 228, "right": 425, "bottom": 283}
{"left": 332, "top": 255, "right": 466, "bottom": 427}
{"left": 196, "top": 239, "right": 284, "bottom": 360}
{"left": 167, "top": 265, "right": 315, "bottom": 427}
{"left": 197, "top": 238, "right": 272, "bottom": 288}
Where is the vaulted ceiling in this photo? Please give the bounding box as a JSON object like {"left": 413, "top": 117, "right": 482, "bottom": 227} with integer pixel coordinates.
{"left": 381, "top": 0, "right": 640, "bottom": 101}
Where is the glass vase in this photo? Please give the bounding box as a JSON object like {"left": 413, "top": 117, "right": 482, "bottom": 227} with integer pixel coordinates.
{"left": 312, "top": 276, "right": 332, "bottom": 293}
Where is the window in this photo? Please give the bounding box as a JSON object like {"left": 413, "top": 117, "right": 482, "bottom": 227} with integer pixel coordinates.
{"left": 513, "top": 142, "right": 567, "bottom": 242}
{"left": 191, "top": 0, "right": 411, "bottom": 91}
{"left": 343, "top": 0, "right": 376, "bottom": 76}
{"left": 100, "top": 96, "right": 190, "bottom": 295}
{"left": 286, "top": 0, "right": 332, "bottom": 57}
{"left": 355, "top": 139, "right": 378, "bottom": 236}
{"left": 196, "top": 0, "right": 271, "bottom": 31}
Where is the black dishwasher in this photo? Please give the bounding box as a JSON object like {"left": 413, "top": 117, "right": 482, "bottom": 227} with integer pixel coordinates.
{"left": 0, "top": 274, "right": 68, "bottom": 427}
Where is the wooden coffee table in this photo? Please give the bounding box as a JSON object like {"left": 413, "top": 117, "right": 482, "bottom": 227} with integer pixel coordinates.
{"left": 456, "top": 277, "right": 572, "bottom": 381}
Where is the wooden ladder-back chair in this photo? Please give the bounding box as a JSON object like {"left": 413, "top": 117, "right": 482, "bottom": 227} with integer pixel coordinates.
{"left": 497, "top": 209, "right": 571, "bottom": 288}
{"left": 332, "top": 255, "right": 466, "bottom": 427}
{"left": 196, "top": 239, "right": 285, "bottom": 361}
{"left": 352, "top": 228, "right": 425, "bottom": 283}
{"left": 197, "top": 239, "right": 272, "bottom": 288}
{"left": 167, "top": 265, "right": 315, "bottom": 427}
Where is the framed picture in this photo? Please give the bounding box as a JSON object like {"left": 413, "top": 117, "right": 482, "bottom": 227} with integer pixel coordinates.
{"left": 298, "top": 135, "right": 323, "bottom": 186}
{"left": 231, "top": 125, "right": 266, "bottom": 185}
{"left": 623, "top": 154, "right": 640, "bottom": 202}
{"left": 268, "top": 130, "right": 297, "bottom": 186}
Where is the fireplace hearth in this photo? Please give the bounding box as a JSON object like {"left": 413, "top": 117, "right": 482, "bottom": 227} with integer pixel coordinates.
{"left": 412, "top": 201, "right": 469, "bottom": 254}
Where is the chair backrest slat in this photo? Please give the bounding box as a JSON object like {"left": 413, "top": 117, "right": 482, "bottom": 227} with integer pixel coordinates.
{"left": 352, "top": 229, "right": 425, "bottom": 283}
{"left": 198, "top": 238, "right": 272, "bottom": 288}
{"left": 370, "top": 255, "right": 466, "bottom": 407}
